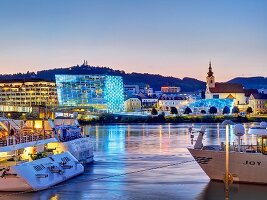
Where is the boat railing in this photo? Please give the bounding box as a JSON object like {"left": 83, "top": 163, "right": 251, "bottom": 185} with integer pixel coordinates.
{"left": 219, "top": 143, "right": 261, "bottom": 153}
{"left": 0, "top": 130, "right": 55, "bottom": 147}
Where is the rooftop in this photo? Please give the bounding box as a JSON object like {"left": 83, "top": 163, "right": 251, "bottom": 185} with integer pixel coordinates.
{"left": 209, "top": 83, "right": 244, "bottom": 93}
{"left": 0, "top": 78, "right": 54, "bottom": 84}
{"left": 158, "top": 96, "right": 187, "bottom": 100}
{"left": 244, "top": 89, "right": 258, "bottom": 97}
{"left": 250, "top": 93, "right": 267, "bottom": 100}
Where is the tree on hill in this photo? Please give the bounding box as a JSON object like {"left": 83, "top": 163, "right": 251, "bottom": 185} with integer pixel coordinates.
{"left": 151, "top": 108, "right": 158, "bottom": 115}
{"left": 200, "top": 110, "right": 206, "bottom": 114}
{"left": 184, "top": 107, "right": 192, "bottom": 114}
{"left": 0, "top": 64, "right": 206, "bottom": 91}
{"left": 246, "top": 107, "right": 253, "bottom": 114}
{"left": 209, "top": 106, "right": 217, "bottom": 114}
{"left": 170, "top": 107, "right": 178, "bottom": 115}
{"left": 222, "top": 106, "right": 230, "bottom": 115}
{"left": 232, "top": 106, "right": 240, "bottom": 114}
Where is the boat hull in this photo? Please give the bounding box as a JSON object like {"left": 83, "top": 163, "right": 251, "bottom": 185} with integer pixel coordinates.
{"left": 0, "top": 151, "right": 84, "bottom": 191}
{"left": 188, "top": 148, "right": 267, "bottom": 184}
{"left": 0, "top": 176, "right": 32, "bottom": 191}
{"left": 58, "top": 137, "right": 94, "bottom": 164}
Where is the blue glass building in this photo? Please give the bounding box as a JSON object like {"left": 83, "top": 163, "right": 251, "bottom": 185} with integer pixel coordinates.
{"left": 55, "top": 75, "right": 124, "bottom": 113}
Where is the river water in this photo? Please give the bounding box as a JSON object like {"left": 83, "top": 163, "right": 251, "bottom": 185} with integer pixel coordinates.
{"left": 1, "top": 123, "right": 266, "bottom": 200}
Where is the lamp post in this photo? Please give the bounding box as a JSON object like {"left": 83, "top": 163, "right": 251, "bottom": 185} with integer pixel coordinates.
{"left": 222, "top": 120, "right": 235, "bottom": 200}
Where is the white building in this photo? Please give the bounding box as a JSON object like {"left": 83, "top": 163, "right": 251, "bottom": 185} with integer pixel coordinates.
{"left": 140, "top": 94, "right": 158, "bottom": 110}
{"left": 124, "top": 97, "right": 142, "bottom": 112}
{"left": 161, "top": 86, "right": 181, "bottom": 94}
{"left": 205, "top": 62, "right": 246, "bottom": 105}
{"left": 158, "top": 96, "right": 189, "bottom": 111}
{"left": 124, "top": 85, "right": 140, "bottom": 95}
{"left": 249, "top": 93, "right": 267, "bottom": 114}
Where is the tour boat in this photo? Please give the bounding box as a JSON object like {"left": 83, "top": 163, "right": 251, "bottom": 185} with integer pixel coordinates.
{"left": 46, "top": 113, "right": 94, "bottom": 164}
{"left": 0, "top": 117, "right": 84, "bottom": 191}
{"left": 188, "top": 122, "right": 267, "bottom": 184}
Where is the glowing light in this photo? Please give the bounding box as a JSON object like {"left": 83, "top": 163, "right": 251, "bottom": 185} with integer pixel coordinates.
{"left": 104, "top": 76, "right": 124, "bottom": 113}
{"left": 188, "top": 99, "right": 234, "bottom": 113}
{"left": 34, "top": 120, "right": 43, "bottom": 129}
{"left": 0, "top": 152, "right": 8, "bottom": 159}
{"left": 55, "top": 75, "right": 124, "bottom": 113}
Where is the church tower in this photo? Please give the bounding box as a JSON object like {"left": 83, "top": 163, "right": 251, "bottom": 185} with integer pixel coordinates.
{"left": 206, "top": 61, "right": 215, "bottom": 88}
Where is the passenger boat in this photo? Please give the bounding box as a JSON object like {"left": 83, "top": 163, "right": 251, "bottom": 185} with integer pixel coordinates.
{"left": 188, "top": 122, "right": 267, "bottom": 184}
{"left": 0, "top": 117, "right": 84, "bottom": 191}
{"left": 47, "top": 112, "right": 94, "bottom": 164}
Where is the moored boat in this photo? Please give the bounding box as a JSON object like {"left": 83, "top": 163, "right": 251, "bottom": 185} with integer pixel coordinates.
{"left": 188, "top": 122, "right": 267, "bottom": 184}
{"left": 0, "top": 117, "right": 84, "bottom": 191}
{"left": 47, "top": 112, "right": 94, "bottom": 164}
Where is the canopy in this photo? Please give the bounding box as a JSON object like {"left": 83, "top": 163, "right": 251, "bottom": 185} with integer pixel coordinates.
{"left": 248, "top": 127, "right": 267, "bottom": 135}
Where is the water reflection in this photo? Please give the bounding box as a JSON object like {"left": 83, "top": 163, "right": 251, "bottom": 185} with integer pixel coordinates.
{"left": 0, "top": 123, "right": 265, "bottom": 200}
{"left": 199, "top": 181, "right": 267, "bottom": 200}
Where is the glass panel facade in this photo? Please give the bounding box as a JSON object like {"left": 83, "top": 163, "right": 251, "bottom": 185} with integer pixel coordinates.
{"left": 55, "top": 75, "right": 124, "bottom": 113}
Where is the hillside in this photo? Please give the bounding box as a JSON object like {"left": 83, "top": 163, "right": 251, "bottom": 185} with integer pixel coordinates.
{"left": 227, "top": 77, "right": 267, "bottom": 89}
{"left": 1, "top": 64, "right": 265, "bottom": 91}
{"left": 0, "top": 64, "right": 206, "bottom": 92}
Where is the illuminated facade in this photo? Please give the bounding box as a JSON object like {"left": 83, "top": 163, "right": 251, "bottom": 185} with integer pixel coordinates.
{"left": 249, "top": 93, "right": 267, "bottom": 114}
{"left": 161, "top": 86, "right": 181, "bottom": 94}
{"left": 0, "top": 80, "right": 58, "bottom": 107}
{"left": 55, "top": 75, "right": 124, "bottom": 113}
{"left": 158, "top": 96, "right": 189, "bottom": 111}
{"left": 0, "top": 105, "right": 32, "bottom": 113}
{"left": 187, "top": 99, "right": 234, "bottom": 113}
{"left": 205, "top": 62, "right": 246, "bottom": 105}
{"left": 124, "top": 97, "right": 142, "bottom": 112}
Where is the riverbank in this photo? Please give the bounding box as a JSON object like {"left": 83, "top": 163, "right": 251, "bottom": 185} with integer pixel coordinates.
{"left": 79, "top": 114, "right": 267, "bottom": 125}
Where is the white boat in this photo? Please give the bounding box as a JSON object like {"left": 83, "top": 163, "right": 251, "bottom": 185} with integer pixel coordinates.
{"left": 188, "top": 122, "right": 267, "bottom": 184}
{"left": 21, "top": 113, "right": 94, "bottom": 164}
{"left": 47, "top": 112, "right": 94, "bottom": 164}
{"left": 0, "top": 117, "right": 84, "bottom": 191}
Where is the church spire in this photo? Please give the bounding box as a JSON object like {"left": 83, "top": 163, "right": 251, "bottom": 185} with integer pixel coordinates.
{"left": 206, "top": 61, "right": 215, "bottom": 88}
{"left": 207, "top": 61, "right": 213, "bottom": 77}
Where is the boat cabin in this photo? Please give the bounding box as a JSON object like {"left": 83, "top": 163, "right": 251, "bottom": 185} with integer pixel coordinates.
{"left": 248, "top": 125, "right": 267, "bottom": 154}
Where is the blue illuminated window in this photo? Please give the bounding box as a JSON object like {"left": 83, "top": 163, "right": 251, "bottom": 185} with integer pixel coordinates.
{"left": 55, "top": 75, "right": 124, "bottom": 113}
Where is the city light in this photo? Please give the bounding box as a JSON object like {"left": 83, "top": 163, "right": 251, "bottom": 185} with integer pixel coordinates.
{"left": 188, "top": 98, "right": 234, "bottom": 112}
{"left": 55, "top": 74, "right": 124, "bottom": 113}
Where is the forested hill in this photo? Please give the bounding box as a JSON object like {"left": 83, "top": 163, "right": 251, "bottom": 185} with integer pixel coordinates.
{"left": 227, "top": 77, "right": 267, "bottom": 89}
{"left": 1, "top": 64, "right": 266, "bottom": 91}
{"left": 0, "top": 64, "right": 206, "bottom": 92}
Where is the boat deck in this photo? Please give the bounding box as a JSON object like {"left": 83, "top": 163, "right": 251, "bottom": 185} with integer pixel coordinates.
{"left": 0, "top": 131, "right": 54, "bottom": 147}
{"left": 203, "top": 144, "right": 265, "bottom": 154}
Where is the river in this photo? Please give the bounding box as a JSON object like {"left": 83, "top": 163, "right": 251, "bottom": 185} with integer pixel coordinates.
{"left": 1, "top": 123, "right": 266, "bottom": 200}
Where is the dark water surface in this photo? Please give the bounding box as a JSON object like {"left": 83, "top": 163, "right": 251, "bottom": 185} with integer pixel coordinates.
{"left": 1, "top": 123, "right": 266, "bottom": 200}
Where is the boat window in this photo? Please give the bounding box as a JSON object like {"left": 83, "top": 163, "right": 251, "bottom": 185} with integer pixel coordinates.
{"left": 262, "top": 136, "right": 267, "bottom": 155}
{"left": 257, "top": 137, "right": 262, "bottom": 153}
